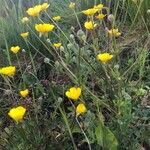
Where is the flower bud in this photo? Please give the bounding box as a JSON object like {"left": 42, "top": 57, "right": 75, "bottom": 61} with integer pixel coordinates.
{"left": 55, "top": 61, "right": 60, "bottom": 68}
{"left": 67, "top": 43, "right": 73, "bottom": 49}
{"left": 22, "top": 49, "right": 26, "bottom": 53}
{"left": 27, "top": 65, "right": 32, "bottom": 70}
{"left": 147, "top": 9, "right": 150, "bottom": 14}
{"left": 38, "top": 96, "right": 43, "bottom": 101}
{"left": 81, "top": 35, "right": 86, "bottom": 41}
{"left": 77, "top": 29, "right": 85, "bottom": 38}
{"left": 70, "top": 34, "right": 75, "bottom": 39}
{"left": 60, "top": 46, "right": 65, "bottom": 52}
{"left": 46, "top": 38, "right": 51, "bottom": 43}
{"left": 108, "top": 14, "right": 115, "bottom": 22}
{"left": 44, "top": 57, "right": 50, "bottom": 64}
{"left": 71, "top": 26, "right": 75, "bottom": 31}
{"left": 58, "top": 97, "right": 63, "bottom": 103}
{"left": 114, "top": 64, "right": 120, "bottom": 69}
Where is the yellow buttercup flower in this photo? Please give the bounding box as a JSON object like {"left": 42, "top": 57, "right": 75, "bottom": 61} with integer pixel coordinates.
{"left": 35, "top": 23, "right": 55, "bottom": 34}
{"left": 0, "top": 66, "right": 16, "bottom": 77}
{"left": 97, "top": 53, "right": 113, "bottom": 63}
{"left": 8, "top": 106, "right": 26, "bottom": 122}
{"left": 65, "top": 87, "right": 81, "bottom": 100}
{"left": 108, "top": 28, "right": 121, "bottom": 37}
{"left": 26, "top": 5, "right": 42, "bottom": 17}
{"left": 76, "top": 103, "right": 87, "bottom": 115}
{"left": 53, "top": 16, "right": 61, "bottom": 21}
{"left": 20, "top": 89, "right": 29, "bottom": 98}
{"left": 94, "top": 4, "right": 104, "bottom": 10}
{"left": 96, "top": 13, "right": 106, "bottom": 20}
{"left": 84, "top": 21, "right": 97, "bottom": 30}
{"left": 21, "top": 17, "right": 29, "bottom": 23}
{"left": 41, "top": 3, "right": 49, "bottom": 11}
{"left": 20, "top": 32, "right": 29, "bottom": 38}
{"left": 69, "top": 2, "right": 75, "bottom": 9}
{"left": 53, "top": 43, "right": 62, "bottom": 48}
{"left": 82, "top": 8, "right": 98, "bottom": 16}
{"left": 10, "top": 46, "right": 20, "bottom": 54}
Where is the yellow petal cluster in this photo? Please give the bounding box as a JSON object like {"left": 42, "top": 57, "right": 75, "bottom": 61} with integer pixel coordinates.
{"left": 8, "top": 106, "right": 26, "bottom": 122}
{"left": 108, "top": 28, "right": 121, "bottom": 37}
{"left": 76, "top": 103, "right": 87, "bottom": 115}
{"left": 53, "top": 43, "right": 62, "bottom": 48}
{"left": 96, "top": 13, "right": 106, "bottom": 20}
{"left": 10, "top": 46, "right": 20, "bottom": 54}
{"left": 69, "top": 2, "right": 75, "bottom": 9}
{"left": 35, "top": 23, "right": 55, "bottom": 33}
{"left": 84, "top": 21, "right": 97, "bottom": 30}
{"left": 26, "top": 3, "right": 49, "bottom": 17}
{"left": 27, "top": 5, "right": 42, "bottom": 17}
{"left": 82, "top": 8, "right": 98, "bottom": 16}
{"left": 65, "top": 87, "right": 81, "bottom": 100}
{"left": 41, "top": 3, "right": 50, "bottom": 11}
{"left": 20, "top": 32, "right": 29, "bottom": 38}
{"left": 94, "top": 4, "right": 104, "bottom": 10}
{"left": 53, "top": 16, "right": 61, "bottom": 21}
{"left": 97, "top": 53, "right": 113, "bottom": 63}
{"left": 20, "top": 89, "right": 29, "bottom": 98}
{"left": 0, "top": 66, "right": 16, "bottom": 77}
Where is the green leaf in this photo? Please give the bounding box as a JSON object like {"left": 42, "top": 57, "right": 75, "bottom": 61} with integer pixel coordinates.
{"left": 103, "top": 127, "right": 118, "bottom": 150}
{"left": 95, "top": 122, "right": 103, "bottom": 146}
{"left": 95, "top": 121, "right": 118, "bottom": 150}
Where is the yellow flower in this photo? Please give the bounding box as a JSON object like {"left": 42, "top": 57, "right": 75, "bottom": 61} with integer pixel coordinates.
{"left": 20, "top": 89, "right": 29, "bottom": 98}
{"left": 26, "top": 5, "right": 42, "bottom": 17}
{"left": 97, "top": 53, "right": 113, "bottom": 63}
{"left": 21, "top": 17, "right": 29, "bottom": 23}
{"left": 53, "top": 16, "right": 61, "bottom": 21}
{"left": 82, "top": 8, "right": 98, "bottom": 16}
{"left": 76, "top": 103, "right": 87, "bottom": 115}
{"left": 10, "top": 46, "right": 20, "bottom": 54}
{"left": 94, "top": 4, "right": 104, "bottom": 10}
{"left": 8, "top": 106, "right": 26, "bottom": 122}
{"left": 35, "top": 23, "right": 55, "bottom": 34}
{"left": 69, "top": 2, "right": 75, "bottom": 9}
{"left": 108, "top": 28, "right": 121, "bottom": 37}
{"left": 0, "top": 66, "right": 16, "bottom": 77}
{"left": 96, "top": 13, "right": 106, "bottom": 20}
{"left": 53, "top": 43, "right": 62, "bottom": 48}
{"left": 20, "top": 32, "right": 29, "bottom": 38}
{"left": 84, "top": 21, "right": 97, "bottom": 30}
{"left": 41, "top": 3, "right": 49, "bottom": 11}
{"left": 65, "top": 87, "right": 81, "bottom": 100}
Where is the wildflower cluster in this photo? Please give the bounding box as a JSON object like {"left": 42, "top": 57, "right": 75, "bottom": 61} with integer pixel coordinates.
{"left": 0, "top": 0, "right": 149, "bottom": 149}
{"left": 1, "top": 1, "right": 123, "bottom": 123}
{"left": 0, "top": 3, "right": 124, "bottom": 150}
{"left": 82, "top": 3, "right": 121, "bottom": 37}
{"left": 65, "top": 87, "right": 86, "bottom": 116}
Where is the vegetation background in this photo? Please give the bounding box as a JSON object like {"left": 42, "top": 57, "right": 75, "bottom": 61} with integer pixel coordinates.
{"left": 0, "top": 0, "right": 150, "bottom": 149}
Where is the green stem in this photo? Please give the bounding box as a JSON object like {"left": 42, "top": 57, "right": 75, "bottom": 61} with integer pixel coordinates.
{"left": 76, "top": 117, "right": 92, "bottom": 150}
{"left": 59, "top": 107, "right": 78, "bottom": 150}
